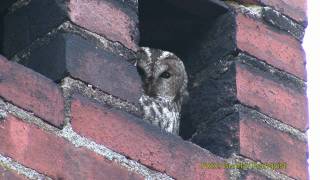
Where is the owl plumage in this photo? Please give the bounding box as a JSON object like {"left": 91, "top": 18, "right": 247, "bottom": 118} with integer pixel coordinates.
{"left": 135, "top": 47, "right": 188, "bottom": 135}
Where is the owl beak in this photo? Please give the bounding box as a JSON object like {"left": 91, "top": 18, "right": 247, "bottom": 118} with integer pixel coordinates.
{"left": 145, "top": 83, "right": 156, "bottom": 97}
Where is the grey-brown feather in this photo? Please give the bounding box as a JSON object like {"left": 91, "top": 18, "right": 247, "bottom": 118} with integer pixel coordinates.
{"left": 136, "top": 47, "right": 188, "bottom": 135}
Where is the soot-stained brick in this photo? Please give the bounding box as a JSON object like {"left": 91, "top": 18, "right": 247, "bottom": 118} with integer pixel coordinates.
{"left": 181, "top": 53, "right": 308, "bottom": 140}
{"left": 191, "top": 105, "right": 308, "bottom": 179}
{"left": 18, "top": 33, "right": 142, "bottom": 104}
{"left": 262, "top": 7, "right": 305, "bottom": 42}
{"left": 3, "top": 0, "right": 139, "bottom": 57}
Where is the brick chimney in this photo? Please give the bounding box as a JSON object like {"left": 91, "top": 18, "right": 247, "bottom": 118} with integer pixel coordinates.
{"left": 0, "top": 0, "right": 308, "bottom": 179}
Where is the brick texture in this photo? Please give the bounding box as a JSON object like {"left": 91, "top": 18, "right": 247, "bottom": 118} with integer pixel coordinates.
{"left": 71, "top": 95, "right": 227, "bottom": 180}
{"left": 191, "top": 106, "right": 308, "bottom": 180}
{"left": 236, "top": 14, "right": 306, "bottom": 80}
{"left": 188, "top": 59, "right": 307, "bottom": 149}
{"left": 0, "top": 166, "right": 25, "bottom": 180}
{"left": 0, "top": 55, "right": 64, "bottom": 128}
{"left": 3, "top": 0, "right": 138, "bottom": 57}
{"left": 239, "top": 111, "right": 308, "bottom": 180}
{"left": 19, "top": 33, "right": 142, "bottom": 104}
{"left": 68, "top": 0, "right": 139, "bottom": 50}
{"left": 243, "top": 171, "right": 269, "bottom": 180}
{"left": 236, "top": 62, "right": 308, "bottom": 131}
{"left": 237, "top": 0, "right": 307, "bottom": 25}
{"left": 0, "top": 114, "right": 143, "bottom": 180}
{"left": 0, "top": 0, "right": 309, "bottom": 179}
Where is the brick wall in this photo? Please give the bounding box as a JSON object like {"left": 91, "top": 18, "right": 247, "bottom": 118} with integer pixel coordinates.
{"left": 0, "top": 0, "right": 308, "bottom": 180}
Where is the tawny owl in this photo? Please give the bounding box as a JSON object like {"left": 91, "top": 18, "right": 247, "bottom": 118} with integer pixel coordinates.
{"left": 135, "top": 47, "right": 188, "bottom": 135}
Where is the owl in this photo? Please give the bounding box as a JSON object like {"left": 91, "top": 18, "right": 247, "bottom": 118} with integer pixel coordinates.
{"left": 135, "top": 47, "right": 188, "bottom": 135}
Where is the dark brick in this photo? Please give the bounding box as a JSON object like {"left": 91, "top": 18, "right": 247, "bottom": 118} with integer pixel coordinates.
{"left": 71, "top": 95, "right": 227, "bottom": 180}
{"left": 191, "top": 107, "right": 240, "bottom": 158}
{"left": 0, "top": 55, "right": 64, "bottom": 127}
{"left": 139, "top": 0, "right": 234, "bottom": 75}
{"left": 192, "top": 105, "right": 308, "bottom": 179}
{"left": 236, "top": 13, "right": 306, "bottom": 80}
{"left": 140, "top": 6, "right": 306, "bottom": 81}
{"left": 0, "top": 166, "right": 26, "bottom": 180}
{"left": 3, "top": 0, "right": 138, "bottom": 57}
{"left": 180, "top": 58, "right": 237, "bottom": 139}
{"left": 237, "top": 0, "right": 307, "bottom": 26}
{"left": 181, "top": 12, "right": 236, "bottom": 75}
{"left": 182, "top": 56, "right": 307, "bottom": 140}
{"left": 0, "top": 114, "right": 143, "bottom": 180}
{"left": 262, "top": 7, "right": 305, "bottom": 42}
{"left": 18, "top": 33, "right": 142, "bottom": 104}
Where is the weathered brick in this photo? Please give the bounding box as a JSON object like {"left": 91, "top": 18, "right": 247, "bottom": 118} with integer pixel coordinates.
{"left": 236, "top": 14, "right": 306, "bottom": 80}
{"left": 0, "top": 166, "right": 25, "bottom": 180}
{"left": 0, "top": 55, "right": 64, "bottom": 127}
{"left": 182, "top": 57, "right": 307, "bottom": 141}
{"left": 71, "top": 95, "right": 227, "bottom": 180}
{"left": 191, "top": 107, "right": 239, "bottom": 158}
{"left": 68, "top": 0, "right": 138, "bottom": 50}
{"left": 192, "top": 106, "right": 308, "bottom": 179}
{"left": 237, "top": 0, "right": 307, "bottom": 25}
{"left": 188, "top": 54, "right": 308, "bottom": 179}
{"left": 236, "top": 62, "right": 308, "bottom": 131}
{"left": 19, "top": 33, "right": 142, "bottom": 104}
{"left": 262, "top": 7, "right": 305, "bottom": 42}
{"left": 3, "top": 0, "right": 138, "bottom": 57}
{"left": 180, "top": 59, "right": 237, "bottom": 139}
{"left": 0, "top": 114, "right": 143, "bottom": 180}
{"left": 240, "top": 111, "right": 308, "bottom": 180}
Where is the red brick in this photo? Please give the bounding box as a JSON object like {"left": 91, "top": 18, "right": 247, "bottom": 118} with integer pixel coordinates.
{"left": 3, "top": 0, "right": 138, "bottom": 57}
{"left": 71, "top": 95, "right": 228, "bottom": 180}
{"left": 236, "top": 14, "right": 306, "bottom": 80}
{"left": 65, "top": 34, "right": 142, "bottom": 104}
{"left": 68, "top": 0, "right": 138, "bottom": 50}
{"left": 236, "top": 62, "right": 308, "bottom": 131}
{"left": 0, "top": 55, "right": 64, "bottom": 128}
{"left": 237, "top": 0, "right": 307, "bottom": 24}
{"left": 0, "top": 114, "right": 143, "bottom": 180}
{"left": 18, "top": 33, "right": 142, "bottom": 104}
{"left": 0, "top": 166, "right": 25, "bottom": 180}
{"left": 239, "top": 112, "right": 308, "bottom": 180}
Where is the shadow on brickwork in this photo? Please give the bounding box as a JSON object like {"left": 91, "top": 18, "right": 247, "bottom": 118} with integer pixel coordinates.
{"left": 0, "top": 0, "right": 16, "bottom": 54}
{"left": 0, "top": 12, "right": 4, "bottom": 54}
{"left": 139, "top": 0, "right": 235, "bottom": 145}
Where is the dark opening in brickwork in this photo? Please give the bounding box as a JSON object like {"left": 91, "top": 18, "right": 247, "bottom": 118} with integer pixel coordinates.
{"left": 139, "top": 0, "right": 232, "bottom": 141}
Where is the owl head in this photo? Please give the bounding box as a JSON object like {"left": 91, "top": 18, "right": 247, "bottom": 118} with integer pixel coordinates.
{"left": 135, "top": 47, "right": 188, "bottom": 104}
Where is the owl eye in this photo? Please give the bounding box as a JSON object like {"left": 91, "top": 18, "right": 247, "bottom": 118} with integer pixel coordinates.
{"left": 160, "top": 71, "right": 171, "bottom": 79}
